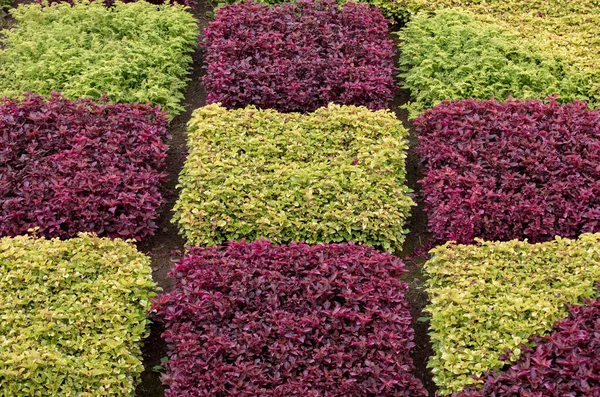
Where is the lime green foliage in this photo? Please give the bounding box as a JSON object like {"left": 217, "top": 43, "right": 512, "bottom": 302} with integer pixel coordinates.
{"left": 397, "top": 9, "right": 597, "bottom": 118}
{"left": 173, "top": 104, "right": 414, "bottom": 252}
{"left": 0, "top": 234, "right": 157, "bottom": 396}
{"left": 0, "top": 1, "right": 197, "bottom": 118}
{"left": 425, "top": 234, "right": 600, "bottom": 395}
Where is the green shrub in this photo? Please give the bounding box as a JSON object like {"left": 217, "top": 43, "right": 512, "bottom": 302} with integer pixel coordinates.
{"left": 0, "top": 233, "right": 157, "bottom": 396}
{"left": 0, "top": 1, "right": 197, "bottom": 118}
{"left": 173, "top": 104, "right": 414, "bottom": 252}
{"left": 424, "top": 234, "right": 600, "bottom": 395}
{"left": 397, "top": 9, "right": 597, "bottom": 118}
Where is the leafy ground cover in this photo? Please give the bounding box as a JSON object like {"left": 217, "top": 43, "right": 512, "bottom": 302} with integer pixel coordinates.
{"left": 203, "top": 0, "right": 395, "bottom": 113}
{"left": 173, "top": 104, "right": 414, "bottom": 251}
{"left": 0, "top": 234, "right": 156, "bottom": 396}
{"left": 0, "top": 1, "right": 197, "bottom": 118}
{"left": 425, "top": 234, "right": 600, "bottom": 395}
{"left": 0, "top": 94, "right": 169, "bottom": 240}
{"left": 153, "top": 240, "right": 427, "bottom": 396}
{"left": 458, "top": 293, "right": 600, "bottom": 396}
{"left": 417, "top": 98, "right": 600, "bottom": 244}
{"left": 397, "top": 9, "right": 595, "bottom": 118}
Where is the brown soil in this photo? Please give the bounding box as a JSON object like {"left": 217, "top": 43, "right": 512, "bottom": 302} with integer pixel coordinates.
{"left": 130, "top": 4, "right": 436, "bottom": 396}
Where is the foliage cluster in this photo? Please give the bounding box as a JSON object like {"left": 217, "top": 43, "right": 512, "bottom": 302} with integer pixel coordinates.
{"left": 416, "top": 98, "right": 600, "bottom": 244}
{"left": 42, "top": 0, "right": 196, "bottom": 7}
{"left": 154, "top": 240, "right": 427, "bottom": 396}
{"left": 458, "top": 293, "right": 600, "bottom": 396}
{"left": 0, "top": 94, "right": 169, "bottom": 240}
{"left": 397, "top": 9, "right": 597, "bottom": 118}
{"left": 173, "top": 104, "right": 414, "bottom": 251}
{"left": 0, "top": 234, "right": 156, "bottom": 396}
{"left": 203, "top": 0, "right": 395, "bottom": 113}
{"left": 0, "top": 1, "right": 197, "bottom": 118}
{"left": 425, "top": 234, "right": 600, "bottom": 395}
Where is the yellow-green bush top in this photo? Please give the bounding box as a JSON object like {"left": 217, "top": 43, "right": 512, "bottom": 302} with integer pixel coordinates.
{"left": 0, "top": 234, "right": 157, "bottom": 396}
{"left": 425, "top": 234, "right": 600, "bottom": 395}
{"left": 0, "top": 1, "right": 197, "bottom": 118}
{"left": 173, "top": 104, "right": 414, "bottom": 252}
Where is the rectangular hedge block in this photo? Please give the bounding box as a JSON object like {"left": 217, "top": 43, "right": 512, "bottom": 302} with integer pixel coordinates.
{"left": 425, "top": 234, "right": 600, "bottom": 395}
{"left": 173, "top": 104, "right": 414, "bottom": 252}
{"left": 397, "top": 9, "right": 596, "bottom": 118}
{"left": 202, "top": 0, "right": 395, "bottom": 113}
{"left": 0, "top": 234, "right": 157, "bottom": 396}
{"left": 0, "top": 94, "right": 169, "bottom": 240}
{"left": 417, "top": 98, "right": 600, "bottom": 244}
{"left": 154, "top": 241, "right": 427, "bottom": 396}
{"left": 0, "top": 1, "right": 197, "bottom": 118}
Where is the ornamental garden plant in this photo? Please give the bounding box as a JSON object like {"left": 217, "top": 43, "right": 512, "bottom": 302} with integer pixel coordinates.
{"left": 425, "top": 234, "right": 600, "bottom": 395}
{"left": 0, "top": 1, "right": 197, "bottom": 118}
{"left": 458, "top": 294, "right": 600, "bottom": 397}
{"left": 173, "top": 104, "right": 414, "bottom": 252}
{"left": 397, "top": 9, "right": 595, "bottom": 118}
{"left": 417, "top": 98, "right": 600, "bottom": 244}
{"left": 202, "top": 0, "right": 395, "bottom": 113}
{"left": 0, "top": 94, "right": 169, "bottom": 240}
{"left": 153, "top": 240, "right": 427, "bottom": 396}
{"left": 0, "top": 234, "right": 156, "bottom": 396}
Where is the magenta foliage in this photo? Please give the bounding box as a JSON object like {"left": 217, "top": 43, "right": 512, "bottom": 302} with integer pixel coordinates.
{"left": 457, "top": 294, "right": 600, "bottom": 397}
{"left": 416, "top": 98, "right": 600, "bottom": 244}
{"left": 154, "top": 240, "right": 427, "bottom": 396}
{"left": 202, "top": 0, "right": 395, "bottom": 113}
{"left": 0, "top": 93, "right": 169, "bottom": 240}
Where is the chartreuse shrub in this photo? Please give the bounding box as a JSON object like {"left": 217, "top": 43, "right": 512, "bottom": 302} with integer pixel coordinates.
{"left": 153, "top": 240, "right": 427, "bottom": 396}
{"left": 459, "top": 293, "right": 600, "bottom": 396}
{"left": 0, "top": 233, "right": 156, "bottom": 396}
{"left": 425, "top": 234, "right": 600, "bottom": 395}
{"left": 0, "top": 1, "right": 197, "bottom": 118}
{"left": 173, "top": 104, "right": 414, "bottom": 251}
{"left": 397, "top": 9, "right": 597, "bottom": 118}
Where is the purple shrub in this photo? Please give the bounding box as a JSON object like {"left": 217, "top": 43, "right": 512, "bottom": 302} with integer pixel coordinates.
{"left": 417, "top": 98, "right": 600, "bottom": 244}
{"left": 458, "top": 294, "right": 600, "bottom": 396}
{"left": 0, "top": 93, "right": 169, "bottom": 240}
{"left": 202, "top": 0, "right": 395, "bottom": 113}
{"left": 153, "top": 240, "right": 427, "bottom": 396}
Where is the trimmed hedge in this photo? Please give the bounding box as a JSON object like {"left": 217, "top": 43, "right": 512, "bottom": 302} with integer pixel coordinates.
{"left": 0, "top": 233, "right": 156, "bottom": 396}
{"left": 458, "top": 293, "right": 600, "bottom": 397}
{"left": 203, "top": 0, "right": 395, "bottom": 113}
{"left": 424, "top": 234, "right": 600, "bottom": 395}
{"left": 0, "top": 93, "right": 169, "bottom": 240}
{"left": 397, "top": 9, "right": 595, "bottom": 118}
{"left": 0, "top": 1, "right": 197, "bottom": 118}
{"left": 153, "top": 240, "right": 427, "bottom": 396}
{"left": 416, "top": 98, "right": 600, "bottom": 244}
{"left": 173, "top": 104, "right": 414, "bottom": 252}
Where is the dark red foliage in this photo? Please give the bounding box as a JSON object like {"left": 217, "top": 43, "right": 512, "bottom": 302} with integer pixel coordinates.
{"left": 40, "top": 0, "right": 196, "bottom": 8}
{"left": 0, "top": 93, "right": 169, "bottom": 240}
{"left": 416, "top": 98, "right": 600, "bottom": 244}
{"left": 457, "top": 294, "right": 600, "bottom": 397}
{"left": 202, "top": 0, "right": 395, "bottom": 113}
{"left": 153, "top": 240, "right": 427, "bottom": 396}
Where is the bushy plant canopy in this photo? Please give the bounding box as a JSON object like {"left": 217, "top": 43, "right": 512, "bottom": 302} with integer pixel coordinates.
{"left": 203, "top": 0, "right": 395, "bottom": 113}
{"left": 154, "top": 240, "right": 427, "bottom": 396}
{"left": 0, "top": 93, "right": 169, "bottom": 240}
{"left": 397, "top": 9, "right": 596, "bottom": 118}
{"left": 0, "top": 234, "right": 157, "bottom": 396}
{"left": 173, "top": 104, "right": 414, "bottom": 251}
{"left": 0, "top": 1, "right": 197, "bottom": 118}
{"left": 425, "top": 234, "right": 600, "bottom": 395}
{"left": 417, "top": 98, "right": 600, "bottom": 244}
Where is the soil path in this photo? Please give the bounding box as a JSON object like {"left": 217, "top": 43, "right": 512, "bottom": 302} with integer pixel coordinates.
{"left": 134, "top": 4, "right": 436, "bottom": 396}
